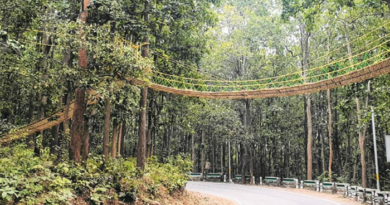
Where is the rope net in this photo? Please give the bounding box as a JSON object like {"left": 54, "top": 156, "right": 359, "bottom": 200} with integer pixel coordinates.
{"left": 2, "top": 22, "right": 390, "bottom": 143}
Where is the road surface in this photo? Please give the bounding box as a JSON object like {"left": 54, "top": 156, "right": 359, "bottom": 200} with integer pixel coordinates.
{"left": 186, "top": 182, "right": 342, "bottom": 205}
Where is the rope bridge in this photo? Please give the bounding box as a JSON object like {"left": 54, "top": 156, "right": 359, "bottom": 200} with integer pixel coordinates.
{"left": 2, "top": 23, "right": 390, "bottom": 143}
{"left": 142, "top": 23, "right": 390, "bottom": 98}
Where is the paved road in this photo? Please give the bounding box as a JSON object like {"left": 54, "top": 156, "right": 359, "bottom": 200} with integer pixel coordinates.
{"left": 186, "top": 182, "right": 341, "bottom": 205}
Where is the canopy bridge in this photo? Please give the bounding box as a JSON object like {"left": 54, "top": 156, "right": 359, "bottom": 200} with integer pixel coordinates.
{"left": 1, "top": 23, "right": 390, "bottom": 144}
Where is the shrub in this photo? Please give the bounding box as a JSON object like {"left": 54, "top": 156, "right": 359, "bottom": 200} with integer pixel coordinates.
{"left": 0, "top": 144, "right": 192, "bottom": 204}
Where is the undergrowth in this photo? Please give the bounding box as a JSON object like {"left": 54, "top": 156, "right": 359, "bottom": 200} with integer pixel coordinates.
{"left": 0, "top": 144, "right": 192, "bottom": 204}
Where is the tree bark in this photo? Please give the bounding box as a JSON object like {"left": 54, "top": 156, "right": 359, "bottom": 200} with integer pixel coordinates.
{"left": 112, "top": 118, "right": 118, "bottom": 158}
{"left": 344, "top": 22, "right": 370, "bottom": 187}
{"left": 326, "top": 31, "right": 334, "bottom": 182}
{"left": 121, "top": 123, "right": 126, "bottom": 157}
{"left": 70, "top": 0, "right": 89, "bottom": 163}
{"left": 299, "top": 18, "right": 312, "bottom": 180}
{"left": 356, "top": 81, "right": 370, "bottom": 188}
{"left": 192, "top": 135, "right": 196, "bottom": 172}
{"left": 117, "top": 123, "right": 123, "bottom": 157}
{"left": 240, "top": 144, "right": 247, "bottom": 184}
{"left": 249, "top": 147, "right": 254, "bottom": 184}
{"left": 245, "top": 99, "right": 254, "bottom": 184}
{"left": 356, "top": 98, "right": 366, "bottom": 187}
{"left": 306, "top": 96, "right": 313, "bottom": 180}
{"left": 70, "top": 88, "right": 85, "bottom": 162}
{"left": 81, "top": 116, "right": 89, "bottom": 161}
{"left": 137, "top": 87, "right": 148, "bottom": 170}
{"left": 103, "top": 95, "right": 111, "bottom": 161}
{"left": 221, "top": 143, "right": 225, "bottom": 174}
{"left": 212, "top": 134, "right": 215, "bottom": 173}
{"left": 136, "top": 0, "right": 150, "bottom": 171}
{"left": 201, "top": 130, "right": 205, "bottom": 178}
{"left": 328, "top": 89, "right": 333, "bottom": 181}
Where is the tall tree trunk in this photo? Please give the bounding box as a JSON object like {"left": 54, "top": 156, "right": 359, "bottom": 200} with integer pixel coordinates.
{"left": 320, "top": 132, "right": 325, "bottom": 174}
{"left": 70, "top": 88, "right": 85, "bottom": 162}
{"left": 146, "top": 91, "right": 154, "bottom": 158}
{"left": 192, "top": 135, "right": 196, "bottom": 172}
{"left": 137, "top": 86, "right": 148, "bottom": 170}
{"left": 221, "top": 143, "right": 225, "bottom": 174}
{"left": 356, "top": 97, "right": 366, "bottom": 187}
{"left": 201, "top": 130, "right": 205, "bottom": 178}
{"left": 82, "top": 116, "right": 89, "bottom": 161}
{"left": 327, "top": 31, "right": 334, "bottom": 182}
{"left": 306, "top": 97, "right": 313, "bottom": 180}
{"left": 356, "top": 81, "right": 370, "bottom": 188}
{"left": 299, "top": 18, "right": 312, "bottom": 180}
{"left": 117, "top": 123, "right": 123, "bottom": 157}
{"left": 249, "top": 147, "right": 254, "bottom": 184}
{"left": 103, "top": 95, "right": 111, "bottom": 161}
{"left": 240, "top": 144, "right": 247, "bottom": 184}
{"left": 70, "top": 0, "right": 89, "bottom": 163}
{"left": 344, "top": 22, "right": 370, "bottom": 187}
{"left": 121, "top": 122, "right": 126, "bottom": 157}
{"left": 328, "top": 89, "right": 333, "bottom": 181}
{"left": 136, "top": 0, "right": 150, "bottom": 171}
{"left": 212, "top": 134, "right": 215, "bottom": 173}
{"left": 112, "top": 119, "right": 118, "bottom": 158}
{"left": 245, "top": 99, "right": 254, "bottom": 184}
{"left": 334, "top": 94, "right": 343, "bottom": 175}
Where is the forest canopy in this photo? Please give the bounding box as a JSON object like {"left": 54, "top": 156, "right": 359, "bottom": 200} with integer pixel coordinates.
{"left": 1, "top": 0, "right": 390, "bottom": 204}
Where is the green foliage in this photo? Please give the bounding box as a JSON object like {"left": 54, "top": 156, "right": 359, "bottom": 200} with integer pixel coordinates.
{"left": 0, "top": 144, "right": 192, "bottom": 204}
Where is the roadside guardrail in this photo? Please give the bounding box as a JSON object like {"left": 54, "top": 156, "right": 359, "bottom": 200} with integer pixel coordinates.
{"left": 348, "top": 186, "right": 360, "bottom": 199}
{"left": 281, "top": 178, "right": 298, "bottom": 188}
{"left": 205, "top": 172, "right": 390, "bottom": 204}
{"left": 357, "top": 187, "right": 366, "bottom": 202}
{"left": 206, "top": 173, "right": 222, "bottom": 182}
{"left": 190, "top": 173, "right": 202, "bottom": 181}
{"left": 376, "top": 191, "right": 389, "bottom": 205}
{"left": 303, "top": 180, "right": 319, "bottom": 191}
{"left": 264, "top": 177, "right": 280, "bottom": 186}
{"left": 335, "top": 183, "right": 350, "bottom": 196}
{"left": 321, "top": 182, "right": 336, "bottom": 194}
{"left": 365, "top": 189, "right": 377, "bottom": 204}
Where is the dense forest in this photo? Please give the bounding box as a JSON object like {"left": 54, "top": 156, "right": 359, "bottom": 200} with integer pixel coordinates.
{"left": 1, "top": 0, "right": 390, "bottom": 203}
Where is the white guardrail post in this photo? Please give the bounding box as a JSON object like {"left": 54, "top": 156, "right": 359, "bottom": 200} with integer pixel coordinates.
{"left": 224, "top": 175, "right": 226, "bottom": 183}
{"left": 374, "top": 191, "right": 378, "bottom": 205}
{"left": 320, "top": 183, "right": 323, "bottom": 192}
{"left": 253, "top": 176, "right": 255, "bottom": 185}
{"left": 260, "top": 177, "right": 262, "bottom": 185}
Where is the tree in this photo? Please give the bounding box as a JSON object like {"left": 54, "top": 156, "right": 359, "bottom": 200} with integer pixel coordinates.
{"left": 136, "top": 0, "right": 150, "bottom": 171}
{"left": 70, "top": 0, "right": 90, "bottom": 163}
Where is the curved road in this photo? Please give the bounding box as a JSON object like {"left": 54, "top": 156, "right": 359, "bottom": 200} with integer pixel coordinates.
{"left": 186, "top": 182, "right": 342, "bottom": 205}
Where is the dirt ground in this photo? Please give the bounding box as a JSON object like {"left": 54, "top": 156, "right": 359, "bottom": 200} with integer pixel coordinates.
{"left": 264, "top": 186, "right": 362, "bottom": 205}
{"left": 157, "top": 191, "right": 237, "bottom": 205}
